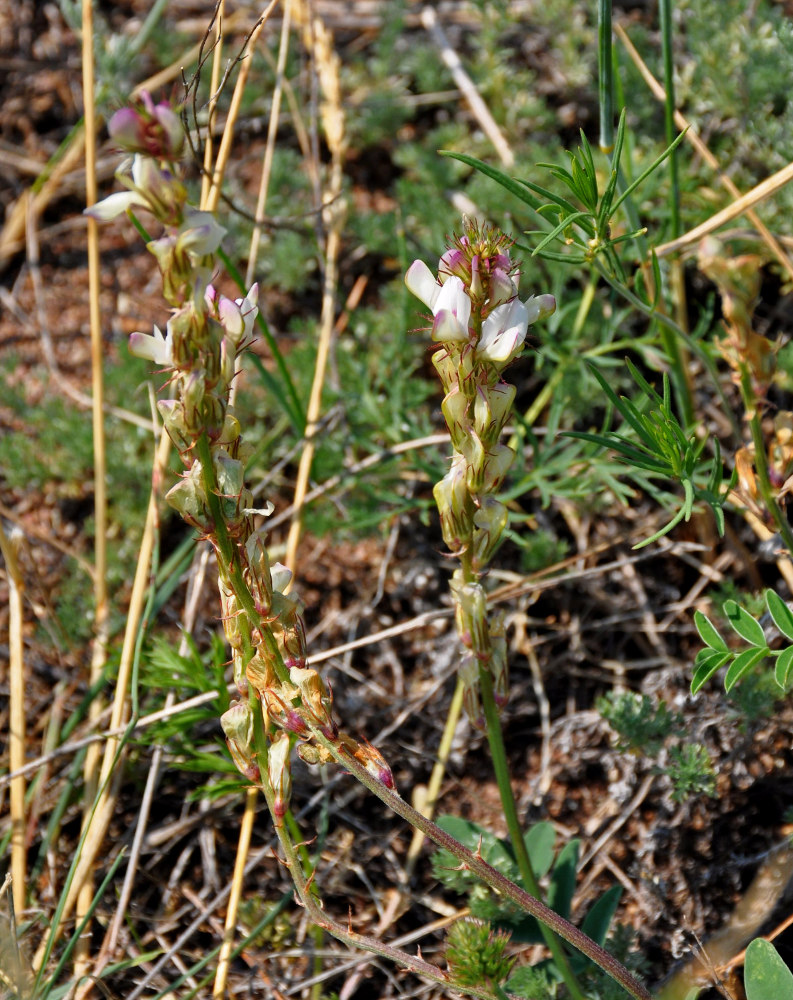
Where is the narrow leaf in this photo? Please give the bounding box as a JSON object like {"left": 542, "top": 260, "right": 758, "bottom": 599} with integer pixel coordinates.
{"left": 547, "top": 839, "right": 579, "bottom": 922}
{"left": 580, "top": 885, "right": 623, "bottom": 948}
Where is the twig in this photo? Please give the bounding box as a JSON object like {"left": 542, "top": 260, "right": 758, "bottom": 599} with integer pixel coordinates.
{"left": 284, "top": 0, "right": 347, "bottom": 579}
{"left": 615, "top": 23, "right": 793, "bottom": 281}
{"left": 75, "top": 0, "right": 109, "bottom": 977}
{"left": 0, "top": 525, "right": 26, "bottom": 917}
{"left": 419, "top": 6, "right": 514, "bottom": 168}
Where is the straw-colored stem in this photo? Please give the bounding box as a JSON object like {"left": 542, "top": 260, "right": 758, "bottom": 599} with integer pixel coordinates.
{"left": 200, "top": 0, "right": 225, "bottom": 208}
{"left": 615, "top": 22, "right": 793, "bottom": 282}
{"left": 33, "top": 430, "right": 171, "bottom": 973}
{"left": 204, "top": 2, "right": 279, "bottom": 215}
{"left": 244, "top": 0, "right": 292, "bottom": 291}
{"left": 0, "top": 526, "right": 26, "bottom": 918}
{"left": 76, "top": 0, "right": 109, "bottom": 977}
{"left": 404, "top": 676, "right": 464, "bottom": 878}
{"left": 284, "top": 219, "right": 342, "bottom": 577}
{"left": 213, "top": 785, "right": 258, "bottom": 998}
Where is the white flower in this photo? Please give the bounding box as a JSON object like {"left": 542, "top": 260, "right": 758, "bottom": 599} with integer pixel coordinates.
{"left": 206, "top": 283, "right": 259, "bottom": 345}
{"left": 406, "top": 261, "right": 471, "bottom": 343}
{"left": 181, "top": 209, "right": 226, "bottom": 255}
{"left": 129, "top": 323, "right": 173, "bottom": 366}
{"left": 476, "top": 298, "right": 529, "bottom": 364}
{"left": 85, "top": 154, "right": 185, "bottom": 224}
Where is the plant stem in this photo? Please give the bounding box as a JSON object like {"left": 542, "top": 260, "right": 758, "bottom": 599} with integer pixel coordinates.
{"left": 310, "top": 726, "right": 654, "bottom": 1000}
{"left": 598, "top": 0, "right": 614, "bottom": 153}
{"left": 478, "top": 668, "right": 588, "bottom": 1000}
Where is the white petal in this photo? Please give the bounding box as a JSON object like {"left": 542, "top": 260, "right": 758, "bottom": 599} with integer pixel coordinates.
{"left": 405, "top": 260, "right": 441, "bottom": 310}
{"left": 478, "top": 299, "right": 529, "bottom": 363}
{"left": 129, "top": 324, "right": 172, "bottom": 365}
{"left": 85, "top": 190, "right": 144, "bottom": 221}
{"left": 434, "top": 275, "right": 470, "bottom": 320}
{"left": 433, "top": 309, "right": 469, "bottom": 343}
{"left": 271, "top": 562, "right": 293, "bottom": 593}
{"left": 182, "top": 209, "right": 226, "bottom": 254}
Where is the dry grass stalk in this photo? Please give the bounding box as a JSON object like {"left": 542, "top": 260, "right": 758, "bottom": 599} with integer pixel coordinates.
{"left": 615, "top": 23, "right": 793, "bottom": 282}
{"left": 243, "top": 0, "right": 294, "bottom": 293}
{"left": 74, "top": 0, "right": 110, "bottom": 978}
{"left": 284, "top": 0, "right": 347, "bottom": 579}
{"left": 200, "top": 0, "right": 226, "bottom": 208}
{"left": 0, "top": 526, "right": 26, "bottom": 918}
{"left": 420, "top": 5, "right": 514, "bottom": 168}
{"left": 204, "top": 1, "right": 281, "bottom": 215}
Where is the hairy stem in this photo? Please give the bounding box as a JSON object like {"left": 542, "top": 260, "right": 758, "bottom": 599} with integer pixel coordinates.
{"left": 479, "top": 667, "right": 587, "bottom": 1000}
{"left": 310, "top": 726, "right": 654, "bottom": 1000}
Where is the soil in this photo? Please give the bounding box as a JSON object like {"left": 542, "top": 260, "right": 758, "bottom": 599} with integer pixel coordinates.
{"left": 3, "top": 3, "right": 793, "bottom": 1000}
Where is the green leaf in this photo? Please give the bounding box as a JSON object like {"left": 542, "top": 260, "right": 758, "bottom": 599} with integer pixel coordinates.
{"left": 691, "top": 649, "right": 731, "bottom": 694}
{"left": 724, "top": 647, "right": 769, "bottom": 692}
{"left": 694, "top": 610, "right": 728, "bottom": 652}
{"left": 524, "top": 822, "right": 556, "bottom": 880}
{"left": 766, "top": 590, "right": 793, "bottom": 642}
{"left": 434, "top": 816, "right": 518, "bottom": 879}
{"left": 775, "top": 646, "right": 793, "bottom": 689}
{"left": 580, "top": 885, "right": 622, "bottom": 947}
{"left": 547, "top": 839, "right": 579, "bottom": 922}
{"left": 723, "top": 600, "right": 767, "bottom": 647}
{"left": 745, "top": 938, "right": 793, "bottom": 1000}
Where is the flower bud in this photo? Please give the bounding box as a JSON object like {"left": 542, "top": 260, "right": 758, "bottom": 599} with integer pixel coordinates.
{"left": 157, "top": 398, "right": 190, "bottom": 451}
{"left": 432, "top": 350, "right": 460, "bottom": 394}
{"left": 221, "top": 701, "right": 260, "bottom": 782}
{"left": 450, "top": 571, "right": 490, "bottom": 658}
{"left": 352, "top": 739, "right": 396, "bottom": 790}
{"left": 471, "top": 496, "right": 508, "bottom": 570}
{"left": 268, "top": 731, "right": 292, "bottom": 824}
{"left": 473, "top": 382, "right": 515, "bottom": 447}
{"left": 441, "top": 387, "right": 470, "bottom": 451}
{"left": 164, "top": 463, "right": 209, "bottom": 529}
{"left": 461, "top": 432, "right": 487, "bottom": 494}
{"left": 290, "top": 666, "right": 335, "bottom": 735}
{"left": 460, "top": 651, "right": 485, "bottom": 730}
{"left": 488, "top": 611, "right": 509, "bottom": 707}
{"left": 433, "top": 455, "right": 474, "bottom": 553}
{"left": 108, "top": 92, "right": 185, "bottom": 160}
{"left": 482, "top": 444, "right": 514, "bottom": 493}
{"left": 246, "top": 651, "right": 278, "bottom": 695}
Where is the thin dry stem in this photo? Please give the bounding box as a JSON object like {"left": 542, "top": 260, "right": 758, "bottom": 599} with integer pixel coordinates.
{"left": 213, "top": 786, "right": 259, "bottom": 998}
{"left": 200, "top": 0, "right": 226, "bottom": 208}
{"left": 75, "top": 0, "right": 109, "bottom": 978}
{"left": 204, "top": 2, "right": 280, "bottom": 214}
{"left": 616, "top": 23, "right": 793, "bottom": 281}
{"left": 0, "top": 525, "right": 26, "bottom": 918}
{"left": 420, "top": 6, "right": 514, "bottom": 168}
{"left": 243, "top": 0, "right": 293, "bottom": 292}
{"left": 284, "top": 0, "right": 346, "bottom": 578}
